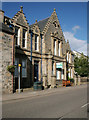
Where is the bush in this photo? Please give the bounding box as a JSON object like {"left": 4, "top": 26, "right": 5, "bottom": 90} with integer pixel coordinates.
{"left": 70, "top": 78, "right": 74, "bottom": 83}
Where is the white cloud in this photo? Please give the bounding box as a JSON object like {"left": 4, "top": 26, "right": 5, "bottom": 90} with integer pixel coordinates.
{"left": 63, "top": 31, "right": 87, "bottom": 55}
{"left": 72, "top": 25, "right": 80, "bottom": 33}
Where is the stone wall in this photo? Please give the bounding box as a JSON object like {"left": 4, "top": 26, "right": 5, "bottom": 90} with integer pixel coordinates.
{"left": 2, "top": 32, "right": 13, "bottom": 93}
{"left": 0, "top": 32, "right": 2, "bottom": 94}
{"left": 81, "top": 77, "right": 89, "bottom": 82}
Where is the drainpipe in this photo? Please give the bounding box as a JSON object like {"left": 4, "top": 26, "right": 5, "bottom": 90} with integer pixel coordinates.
{"left": 30, "top": 32, "right": 33, "bottom": 63}
{"left": 30, "top": 30, "right": 33, "bottom": 84}
{"left": 12, "top": 35, "right": 14, "bottom": 93}
{"left": 41, "top": 34, "right": 42, "bottom": 82}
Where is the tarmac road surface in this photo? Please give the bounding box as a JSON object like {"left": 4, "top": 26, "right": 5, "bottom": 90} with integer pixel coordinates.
{"left": 2, "top": 84, "right": 88, "bottom": 119}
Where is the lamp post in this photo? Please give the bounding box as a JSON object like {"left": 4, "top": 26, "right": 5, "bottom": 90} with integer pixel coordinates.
{"left": 18, "top": 64, "right": 21, "bottom": 93}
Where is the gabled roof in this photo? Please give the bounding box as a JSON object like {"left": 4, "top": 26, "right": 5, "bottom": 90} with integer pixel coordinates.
{"left": 12, "top": 6, "right": 29, "bottom": 27}
{"left": 0, "top": 23, "right": 14, "bottom": 34}
{"left": 29, "top": 17, "right": 50, "bottom": 32}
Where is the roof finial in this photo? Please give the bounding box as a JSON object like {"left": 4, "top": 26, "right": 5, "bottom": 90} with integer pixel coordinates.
{"left": 20, "top": 6, "right": 23, "bottom": 12}
{"left": 54, "top": 8, "right": 56, "bottom": 12}
{"left": 35, "top": 19, "right": 37, "bottom": 23}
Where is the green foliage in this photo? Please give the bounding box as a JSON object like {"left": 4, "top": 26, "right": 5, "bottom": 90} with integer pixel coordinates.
{"left": 7, "top": 65, "right": 15, "bottom": 73}
{"left": 68, "top": 77, "right": 74, "bottom": 83}
{"left": 68, "top": 76, "right": 70, "bottom": 81}
{"left": 74, "top": 53, "right": 89, "bottom": 77}
{"left": 70, "top": 78, "right": 74, "bottom": 83}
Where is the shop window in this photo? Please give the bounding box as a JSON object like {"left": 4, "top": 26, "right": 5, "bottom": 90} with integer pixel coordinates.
{"left": 22, "top": 29, "right": 27, "bottom": 48}
{"left": 14, "top": 58, "right": 19, "bottom": 77}
{"left": 35, "top": 34, "right": 39, "bottom": 51}
{"left": 15, "top": 27, "right": 20, "bottom": 45}
{"left": 22, "top": 59, "right": 27, "bottom": 77}
{"left": 56, "top": 70, "right": 60, "bottom": 79}
{"left": 68, "top": 68, "right": 70, "bottom": 78}
{"left": 61, "top": 69, "right": 64, "bottom": 79}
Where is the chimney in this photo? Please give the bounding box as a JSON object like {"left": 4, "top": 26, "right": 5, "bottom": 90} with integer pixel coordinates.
{"left": 0, "top": 9, "right": 4, "bottom": 23}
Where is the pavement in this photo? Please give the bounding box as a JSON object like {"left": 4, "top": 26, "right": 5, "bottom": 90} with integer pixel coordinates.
{"left": 2, "top": 84, "right": 87, "bottom": 102}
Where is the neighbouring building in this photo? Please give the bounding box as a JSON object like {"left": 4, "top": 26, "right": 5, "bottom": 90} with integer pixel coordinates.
{"left": 73, "top": 50, "right": 87, "bottom": 58}
{"left": 0, "top": 7, "right": 74, "bottom": 93}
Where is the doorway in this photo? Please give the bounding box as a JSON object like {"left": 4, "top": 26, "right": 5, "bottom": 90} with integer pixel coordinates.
{"left": 34, "top": 61, "right": 39, "bottom": 82}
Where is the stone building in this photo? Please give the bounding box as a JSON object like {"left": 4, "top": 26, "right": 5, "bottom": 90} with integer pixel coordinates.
{"left": 0, "top": 7, "right": 74, "bottom": 93}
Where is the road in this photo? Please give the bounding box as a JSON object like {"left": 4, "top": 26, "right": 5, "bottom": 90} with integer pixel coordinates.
{"left": 2, "top": 84, "right": 88, "bottom": 119}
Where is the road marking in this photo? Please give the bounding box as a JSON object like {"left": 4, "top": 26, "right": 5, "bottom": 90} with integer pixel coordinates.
{"left": 58, "top": 116, "right": 64, "bottom": 120}
{"left": 81, "top": 103, "right": 89, "bottom": 108}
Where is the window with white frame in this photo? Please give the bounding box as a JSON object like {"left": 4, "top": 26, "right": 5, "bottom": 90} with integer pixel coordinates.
{"left": 14, "top": 58, "right": 19, "bottom": 77}
{"left": 58, "top": 41, "right": 60, "bottom": 56}
{"left": 22, "top": 59, "right": 27, "bottom": 77}
{"left": 71, "top": 68, "right": 73, "bottom": 78}
{"left": 54, "top": 39, "right": 56, "bottom": 55}
{"left": 35, "top": 34, "right": 39, "bottom": 51}
{"left": 68, "top": 68, "right": 70, "bottom": 78}
{"left": 69, "top": 53, "right": 71, "bottom": 63}
{"left": 15, "top": 27, "right": 20, "bottom": 45}
{"left": 22, "top": 29, "right": 27, "bottom": 48}
{"left": 67, "top": 52, "right": 69, "bottom": 62}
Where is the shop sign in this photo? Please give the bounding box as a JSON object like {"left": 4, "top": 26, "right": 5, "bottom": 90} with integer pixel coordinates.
{"left": 56, "top": 62, "right": 63, "bottom": 68}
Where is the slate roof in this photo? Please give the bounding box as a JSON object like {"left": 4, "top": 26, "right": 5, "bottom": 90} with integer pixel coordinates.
{"left": 29, "top": 17, "right": 50, "bottom": 32}
{"left": 0, "top": 23, "right": 14, "bottom": 34}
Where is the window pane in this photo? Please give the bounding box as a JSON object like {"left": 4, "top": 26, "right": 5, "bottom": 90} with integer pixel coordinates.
{"left": 15, "top": 27, "right": 18, "bottom": 36}
{"left": 57, "top": 70, "right": 59, "bottom": 79}
{"left": 22, "top": 29, "right": 26, "bottom": 47}
{"left": 58, "top": 42, "right": 60, "bottom": 56}
{"left": 35, "top": 35, "right": 38, "bottom": 50}
{"left": 54, "top": 40, "right": 56, "bottom": 55}
{"left": 14, "top": 58, "right": 18, "bottom": 77}
{"left": 23, "top": 29, "right": 26, "bottom": 38}
{"left": 22, "top": 38, "right": 25, "bottom": 47}
{"left": 22, "top": 68, "right": 26, "bottom": 77}
{"left": 22, "top": 60, "right": 26, "bottom": 68}
{"left": 15, "top": 27, "right": 19, "bottom": 45}
{"left": 22, "top": 59, "right": 27, "bottom": 77}
{"left": 61, "top": 70, "right": 63, "bottom": 79}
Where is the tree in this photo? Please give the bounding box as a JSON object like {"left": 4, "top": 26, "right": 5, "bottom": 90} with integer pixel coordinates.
{"left": 74, "top": 53, "right": 89, "bottom": 77}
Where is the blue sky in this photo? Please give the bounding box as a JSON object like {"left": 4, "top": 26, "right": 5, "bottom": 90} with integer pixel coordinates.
{"left": 2, "top": 2, "right": 87, "bottom": 55}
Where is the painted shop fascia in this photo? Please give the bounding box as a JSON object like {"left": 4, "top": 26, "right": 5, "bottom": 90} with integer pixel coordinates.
{"left": 0, "top": 7, "right": 74, "bottom": 93}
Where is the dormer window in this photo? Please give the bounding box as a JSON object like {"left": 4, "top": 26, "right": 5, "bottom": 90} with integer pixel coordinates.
{"left": 15, "top": 26, "right": 20, "bottom": 45}
{"left": 22, "top": 29, "right": 27, "bottom": 48}
{"left": 35, "top": 34, "right": 39, "bottom": 51}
